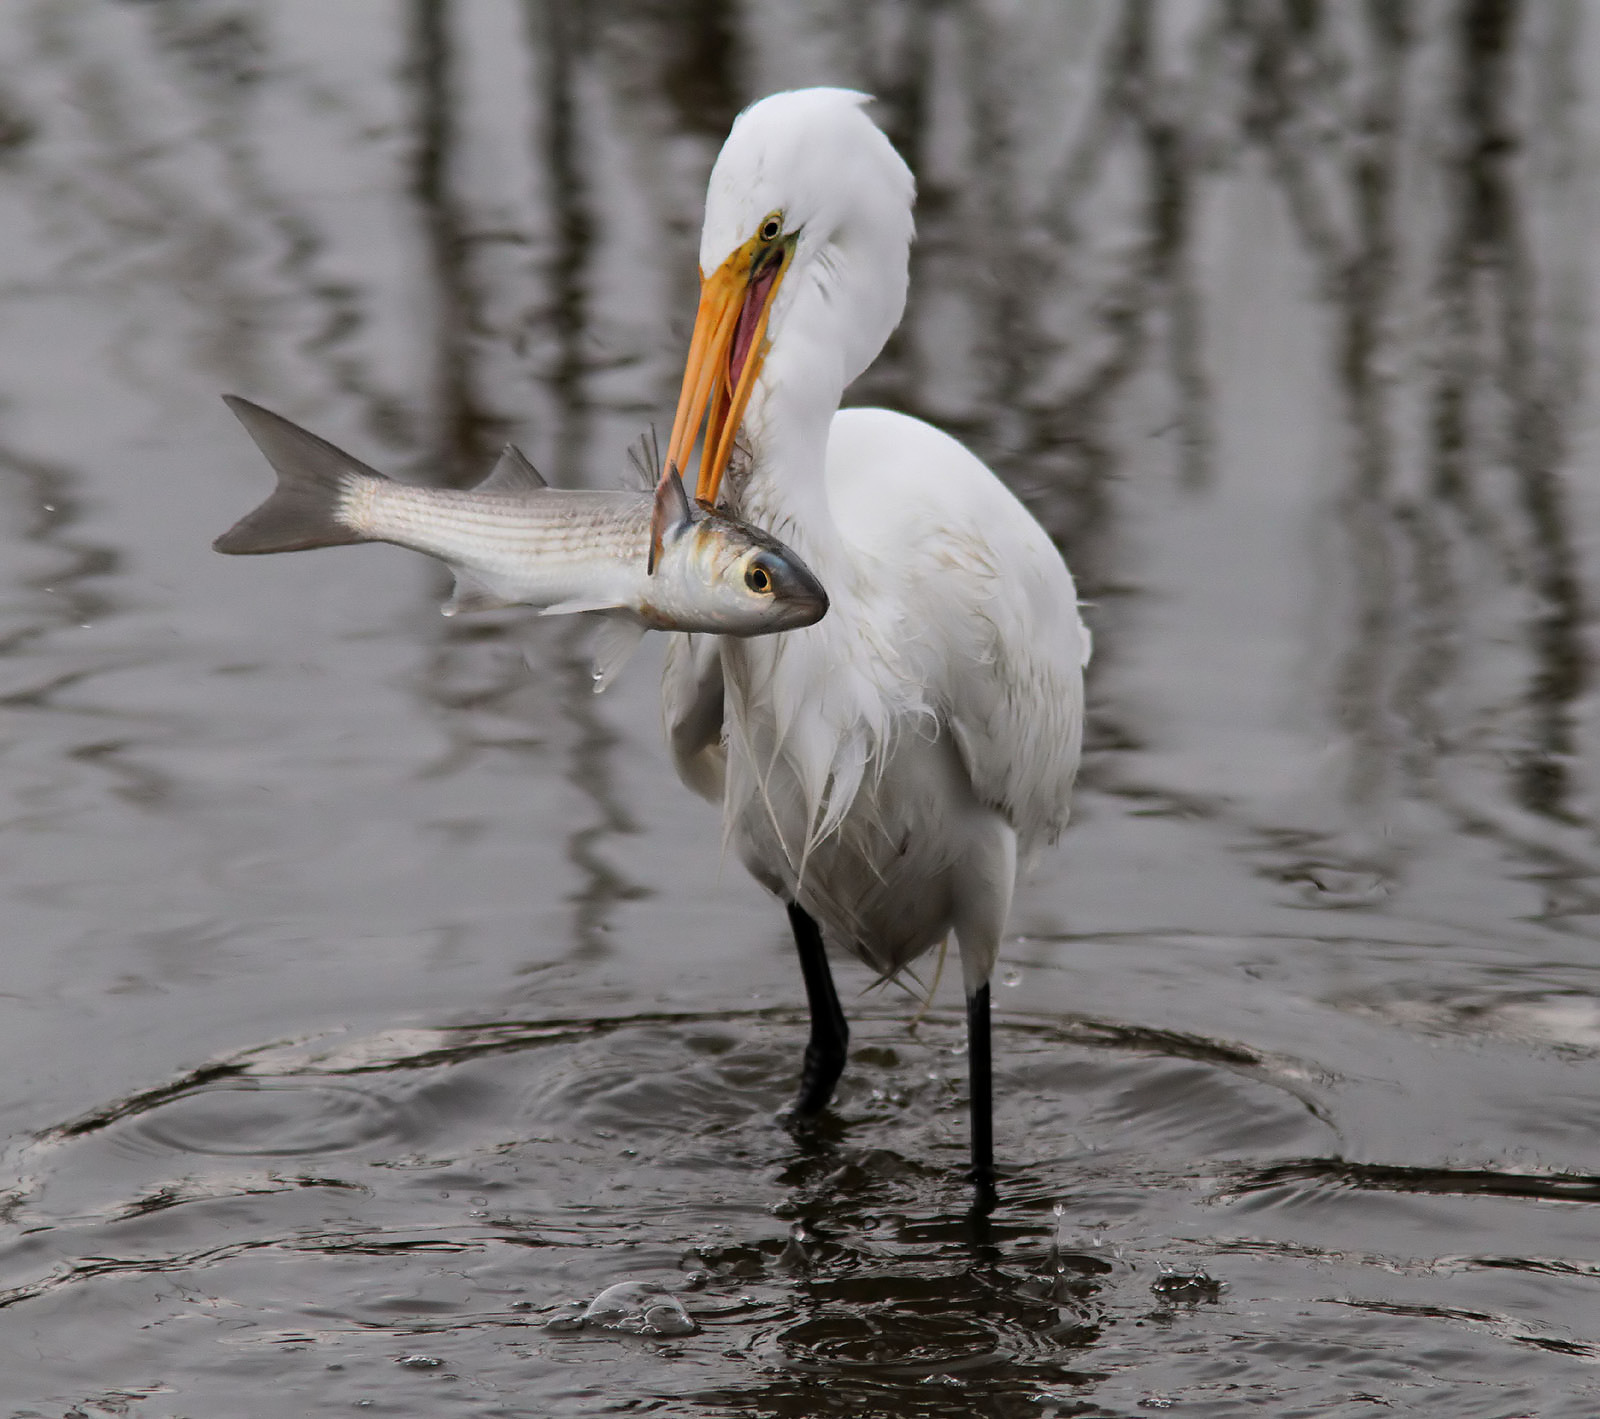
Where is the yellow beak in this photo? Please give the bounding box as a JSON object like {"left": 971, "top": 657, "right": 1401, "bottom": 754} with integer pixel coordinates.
{"left": 664, "top": 232, "right": 793, "bottom": 509}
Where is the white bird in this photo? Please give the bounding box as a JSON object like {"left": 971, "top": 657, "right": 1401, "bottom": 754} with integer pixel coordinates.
{"left": 659, "top": 89, "right": 1088, "bottom": 1205}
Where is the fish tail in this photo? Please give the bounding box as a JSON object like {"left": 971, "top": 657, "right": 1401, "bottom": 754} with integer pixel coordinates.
{"left": 213, "top": 396, "right": 383, "bottom": 554}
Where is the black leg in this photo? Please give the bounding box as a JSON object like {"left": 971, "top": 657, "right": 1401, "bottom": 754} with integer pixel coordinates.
{"left": 786, "top": 901, "right": 848, "bottom": 1115}
{"left": 967, "top": 984, "right": 997, "bottom": 1211}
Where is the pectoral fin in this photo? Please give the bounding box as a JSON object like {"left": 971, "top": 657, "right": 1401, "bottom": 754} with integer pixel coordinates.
{"left": 540, "top": 597, "right": 627, "bottom": 617}
{"left": 589, "top": 615, "right": 648, "bottom": 694}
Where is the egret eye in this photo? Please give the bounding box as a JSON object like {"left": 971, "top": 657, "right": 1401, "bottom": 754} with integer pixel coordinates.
{"left": 759, "top": 211, "right": 783, "bottom": 243}
{"left": 745, "top": 561, "right": 773, "bottom": 594}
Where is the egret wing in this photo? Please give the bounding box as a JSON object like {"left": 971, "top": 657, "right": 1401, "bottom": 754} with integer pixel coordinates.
{"left": 932, "top": 534, "right": 1086, "bottom": 852}
{"left": 828, "top": 408, "right": 1087, "bottom": 853}
{"left": 663, "top": 631, "right": 727, "bottom": 802}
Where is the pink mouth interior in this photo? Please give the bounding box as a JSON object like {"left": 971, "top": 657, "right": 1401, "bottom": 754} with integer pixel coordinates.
{"left": 728, "top": 264, "right": 780, "bottom": 390}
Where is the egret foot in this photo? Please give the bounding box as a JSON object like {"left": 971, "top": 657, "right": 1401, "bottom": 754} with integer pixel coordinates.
{"left": 786, "top": 902, "right": 848, "bottom": 1115}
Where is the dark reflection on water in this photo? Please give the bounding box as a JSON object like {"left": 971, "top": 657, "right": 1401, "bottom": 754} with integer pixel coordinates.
{"left": 0, "top": 1, "right": 1598, "bottom": 1415}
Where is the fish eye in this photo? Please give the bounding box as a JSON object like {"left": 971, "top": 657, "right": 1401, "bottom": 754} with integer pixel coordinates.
{"left": 745, "top": 561, "right": 774, "bottom": 594}
{"left": 759, "top": 211, "right": 783, "bottom": 243}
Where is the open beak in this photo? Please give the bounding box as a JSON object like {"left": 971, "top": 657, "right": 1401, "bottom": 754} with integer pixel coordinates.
{"left": 664, "top": 232, "right": 793, "bottom": 511}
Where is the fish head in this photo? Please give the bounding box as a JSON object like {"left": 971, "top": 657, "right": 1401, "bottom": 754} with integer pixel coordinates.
{"left": 648, "top": 508, "right": 829, "bottom": 635}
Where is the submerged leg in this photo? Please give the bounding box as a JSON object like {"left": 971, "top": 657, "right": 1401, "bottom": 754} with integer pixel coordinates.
{"left": 967, "top": 984, "right": 997, "bottom": 1210}
{"left": 786, "top": 901, "right": 848, "bottom": 1115}
{"left": 952, "top": 818, "right": 1015, "bottom": 1211}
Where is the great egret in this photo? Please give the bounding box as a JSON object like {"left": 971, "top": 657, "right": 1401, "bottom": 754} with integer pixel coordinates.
{"left": 660, "top": 88, "right": 1087, "bottom": 1204}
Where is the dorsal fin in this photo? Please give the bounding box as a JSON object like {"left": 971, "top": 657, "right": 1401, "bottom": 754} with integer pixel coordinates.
{"left": 474, "top": 444, "right": 548, "bottom": 495}
{"left": 624, "top": 427, "right": 660, "bottom": 492}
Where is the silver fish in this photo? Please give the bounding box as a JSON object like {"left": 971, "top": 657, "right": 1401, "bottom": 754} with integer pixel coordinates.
{"left": 214, "top": 397, "right": 828, "bottom": 690}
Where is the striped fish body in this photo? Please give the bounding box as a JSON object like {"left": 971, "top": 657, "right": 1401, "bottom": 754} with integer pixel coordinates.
{"left": 215, "top": 398, "right": 829, "bottom": 648}
{"left": 345, "top": 481, "right": 656, "bottom": 619}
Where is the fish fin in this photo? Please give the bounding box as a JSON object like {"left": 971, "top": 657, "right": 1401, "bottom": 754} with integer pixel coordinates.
{"left": 589, "top": 615, "right": 648, "bottom": 694}
{"left": 441, "top": 568, "right": 517, "bottom": 617}
{"left": 475, "top": 443, "right": 548, "bottom": 495}
{"left": 215, "top": 396, "right": 384, "bottom": 554}
{"left": 624, "top": 427, "right": 660, "bottom": 492}
{"left": 539, "top": 596, "right": 627, "bottom": 617}
{"left": 647, "top": 467, "right": 691, "bottom": 575}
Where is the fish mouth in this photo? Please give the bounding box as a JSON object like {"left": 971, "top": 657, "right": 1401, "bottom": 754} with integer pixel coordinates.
{"left": 664, "top": 230, "right": 795, "bottom": 509}
{"left": 766, "top": 545, "right": 830, "bottom": 632}
{"left": 779, "top": 574, "right": 830, "bottom": 631}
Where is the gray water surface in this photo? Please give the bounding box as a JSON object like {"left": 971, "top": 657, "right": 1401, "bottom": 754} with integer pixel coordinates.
{"left": 0, "top": 3, "right": 1598, "bottom": 1415}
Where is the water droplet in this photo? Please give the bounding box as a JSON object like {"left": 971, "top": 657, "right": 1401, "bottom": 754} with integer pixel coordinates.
{"left": 1001, "top": 967, "right": 1022, "bottom": 987}
{"left": 42, "top": 503, "right": 54, "bottom": 512}
{"left": 396, "top": 1354, "right": 443, "bottom": 1369}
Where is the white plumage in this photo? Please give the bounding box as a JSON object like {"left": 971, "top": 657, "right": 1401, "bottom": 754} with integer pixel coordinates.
{"left": 660, "top": 88, "right": 1087, "bottom": 1193}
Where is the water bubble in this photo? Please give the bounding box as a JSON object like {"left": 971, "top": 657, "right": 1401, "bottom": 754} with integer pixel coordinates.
{"left": 542, "top": 1303, "right": 587, "bottom": 1334}
{"left": 546, "top": 1281, "right": 698, "bottom": 1338}
{"left": 396, "top": 1354, "right": 444, "bottom": 1369}
{"left": 1151, "top": 1268, "right": 1225, "bottom": 1303}
{"left": 1283, "top": 863, "right": 1388, "bottom": 907}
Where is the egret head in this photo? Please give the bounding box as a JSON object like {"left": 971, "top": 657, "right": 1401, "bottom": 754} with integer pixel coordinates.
{"left": 665, "top": 89, "right": 915, "bottom": 507}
